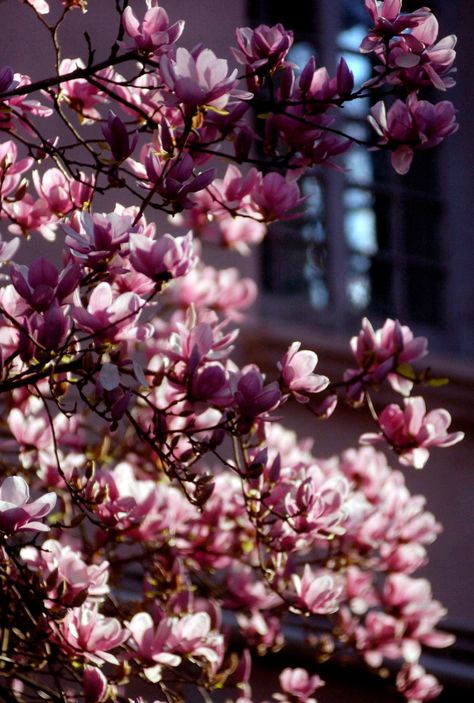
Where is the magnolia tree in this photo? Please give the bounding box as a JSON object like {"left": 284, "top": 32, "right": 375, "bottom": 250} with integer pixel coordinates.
{"left": 0, "top": 1, "right": 464, "bottom": 702}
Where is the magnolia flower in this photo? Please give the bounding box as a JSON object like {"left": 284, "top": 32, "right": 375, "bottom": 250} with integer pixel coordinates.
{"left": 122, "top": 1, "right": 184, "bottom": 55}
{"left": 0, "top": 233, "right": 19, "bottom": 264}
{"left": 10, "top": 257, "right": 80, "bottom": 312}
{"left": 292, "top": 565, "right": 342, "bottom": 614}
{"left": 396, "top": 663, "right": 443, "bottom": 702}
{"left": 63, "top": 211, "right": 134, "bottom": 266}
{"left": 368, "top": 95, "right": 458, "bottom": 174}
{"left": 361, "top": 1, "right": 431, "bottom": 53}
{"left": 276, "top": 667, "right": 325, "bottom": 702}
{"left": 83, "top": 666, "right": 108, "bottom": 703}
{"left": 233, "top": 24, "right": 293, "bottom": 72}
{"left": 160, "top": 47, "right": 240, "bottom": 110}
{"left": 278, "top": 341, "right": 329, "bottom": 403}
{"left": 251, "top": 172, "right": 306, "bottom": 222}
{"left": 360, "top": 397, "right": 464, "bottom": 469}
{"left": 0, "top": 476, "right": 56, "bottom": 534}
{"left": 129, "top": 231, "right": 197, "bottom": 282}
{"left": 56, "top": 604, "right": 128, "bottom": 665}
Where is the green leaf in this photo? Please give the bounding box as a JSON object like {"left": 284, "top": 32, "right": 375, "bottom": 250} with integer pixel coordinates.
{"left": 427, "top": 377, "right": 449, "bottom": 387}
{"left": 396, "top": 363, "right": 416, "bottom": 380}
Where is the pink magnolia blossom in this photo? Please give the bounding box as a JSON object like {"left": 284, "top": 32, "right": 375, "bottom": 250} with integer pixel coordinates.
{"left": 0, "top": 73, "right": 52, "bottom": 133}
{"left": 347, "top": 317, "right": 428, "bottom": 398}
{"left": 129, "top": 231, "right": 197, "bottom": 282}
{"left": 384, "top": 15, "right": 457, "bottom": 91}
{"left": 25, "top": 0, "right": 50, "bottom": 14}
{"left": 160, "top": 47, "right": 241, "bottom": 110}
{"left": 83, "top": 666, "right": 108, "bottom": 703}
{"left": 128, "top": 610, "right": 223, "bottom": 683}
{"left": 101, "top": 112, "right": 138, "bottom": 163}
{"left": 251, "top": 172, "right": 306, "bottom": 222}
{"left": 278, "top": 341, "right": 329, "bottom": 403}
{"left": 233, "top": 364, "right": 281, "bottom": 430}
{"left": 72, "top": 282, "right": 148, "bottom": 342}
{"left": 360, "top": 397, "right": 464, "bottom": 469}
{"left": 22, "top": 538, "right": 109, "bottom": 605}
{"left": 167, "top": 266, "right": 257, "bottom": 320}
{"left": 396, "top": 663, "right": 443, "bottom": 702}
{"left": 276, "top": 668, "right": 325, "bottom": 702}
{"left": 368, "top": 95, "right": 458, "bottom": 174}
{"left": 63, "top": 210, "right": 134, "bottom": 266}
{"left": 122, "top": 1, "right": 184, "bottom": 55}
{"left": 232, "top": 24, "right": 293, "bottom": 72}
{"left": 59, "top": 59, "right": 109, "bottom": 122}
{"left": 361, "top": 1, "right": 432, "bottom": 53}
{"left": 142, "top": 151, "right": 215, "bottom": 209}
{"left": 292, "top": 565, "right": 342, "bottom": 614}
{"left": 32, "top": 168, "right": 74, "bottom": 216}
{"left": 10, "top": 257, "right": 80, "bottom": 312}
{"left": 0, "top": 65, "right": 15, "bottom": 94}
{"left": 0, "top": 476, "right": 56, "bottom": 534}
{"left": 0, "top": 233, "right": 19, "bottom": 264}
{"left": 0, "top": 140, "right": 33, "bottom": 198}
{"left": 56, "top": 604, "right": 128, "bottom": 665}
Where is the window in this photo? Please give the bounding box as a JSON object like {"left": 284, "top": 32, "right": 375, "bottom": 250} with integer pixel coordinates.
{"left": 253, "top": 0, "right": 452, "bottom": 352}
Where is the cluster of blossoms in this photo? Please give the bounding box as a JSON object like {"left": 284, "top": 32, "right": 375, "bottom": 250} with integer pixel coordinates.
{"left": 0, "top": 1, "right": 463, "bottom": 702}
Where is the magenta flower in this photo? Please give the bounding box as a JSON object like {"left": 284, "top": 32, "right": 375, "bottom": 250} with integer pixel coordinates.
{"left": 143, "top": 151, "right": 215, "bottom": 209}
{"left": 368, "top": 95, "right": 458, "bottom": 174}
{"left": 63, "top": 211, "right": 135, "bottom": 266}
{"left": 396, "top": 663, "right": 443, "bottom": 702}
{"left": 0, "top": 233, "right": 19, "bottom": 264}
{"left": 360, "top": 397, "right": 464, "bottom": 469}
{"left": 292, "top": 565, "right": 342, "bottom": 614}
{"left": 0, "top": 65, "right": 15, "bottom": 94}
{"left": 380, "top": 15, "right": 457, "bottom": 92}
{"left": 33, "top": 168, "right": 74, "bottom": 216}
{"left": 122, "top": 1, "right": 184, "bottom": 55}
{"left": 278, "top": 341, "right": 329, "bottom": 403}
{"left": 276, "top": 668, "right": 325, "bottom": 702}
{"left": 56, "top": 604, "right": 128, "bottom": 665}
{"left": 234, "top": 364, "right": 281, "bottom": 430}
{"left": 59, "top": 59, "right": 108, "bottom": 122}
{"left": 0, "top": 141, "right": 33, "bottom": 198}
{"left": 83, "top": 666, "right": 108, "bottom": 703}
{"left": 0, "top": 476, "right": 56, "bottom": 534}
{"left": 347, "top": 317, "right": 428, "bottom": 397}
{"left": 129, "top": 231, "right": 197, "bottom": 282}
{"left": 73, "top": 282, "right": 147, "bottom": 342}
{"left": 128, "top": 610, "right": 223, "bottom": 683}
{"left": 22, "top": 538, "right": 109, "bottom": 605}
{"left": 361, "top": 1, "right": 431, "bottom": 54}
{"left": 251, "top": 172, "right": 306, "bottom": 222}
{"left": 233, "top": 24, "right": 293, "bottom": 72}
{"left": 102, "top": 112, "right": 138, "bottom": 163}
{"left": 10, "top": 257, "right": 80, "bottom": 312}
{"left": 160, "top": 47, "right": 240, "bottom": 110}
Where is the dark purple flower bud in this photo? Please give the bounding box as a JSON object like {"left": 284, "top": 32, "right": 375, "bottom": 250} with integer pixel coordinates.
{"left": 300, "top": 56, "right": 316, "bottom": 93}
{"left": 279, "top": 65, "right": 295, "bottom": 100}
{"left": 336, "top": 57, "right": 354, "bottom": 96}
{"left": 102, "top": 111, "right": 137, "bottom": 162}
{"left": 83, "top": 666, "right": 108, "bottom": 703}
{"left": 234, "top": 125, "right": 254, "bottom": 162}
{"left": 37, "top": 304, "right": 71, "bottom": 350}
{"left": 0, "top": 66, "right": 14, "bottom": 95}
{"left": 191, "top": 363, "right": 233, "bottom": 406}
